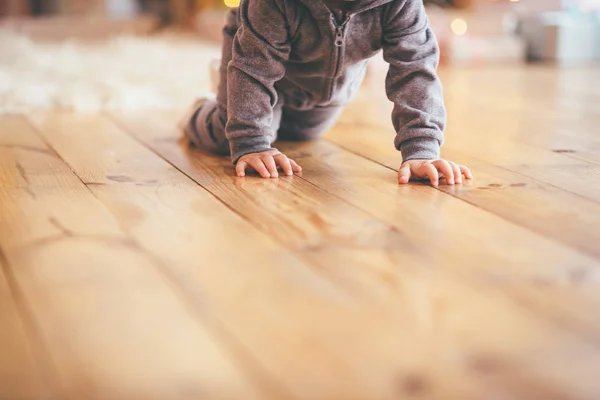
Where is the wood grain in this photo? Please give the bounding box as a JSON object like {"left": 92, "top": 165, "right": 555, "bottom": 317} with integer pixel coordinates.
{"left": 358, "top": 67, "right": 600, "bottom": 200}
{"left": 280, "top": 139, "right": 600, "bottom": 336}
{"left": 0, "top": 255, "right": 57, "bottom": 399}
{"left": 1, "top": 64, "right": 598, "bottom": 399}
{"left": 326, "top": 121, "right": 600, "bottom": 261}
{"left": 440, "top": 67, "right": 600, "bottom": 200}
{"left": 0, "top": 116, "right": 262, "bottom": 399}
{"left": 26, "top": 111, "right": 476, "bottom": 400}
{"left": 116, "top": 109, "right": 600, "bottom": 339}
{"left": 107, "top": 109, "right": 600, "bottom": 399}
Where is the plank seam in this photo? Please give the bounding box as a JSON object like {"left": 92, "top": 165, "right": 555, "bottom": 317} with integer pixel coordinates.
{"left": 28, "top": 113, "right": 298, "bottom": 400}
{"left": 566, "top": 153, "right": 600, "bottom": 167}
{"left": 0, "top": 243, "right": 67, "bottom": 399}
{"left": 333, "top": 117, "right": 600, "bottom": 203}
{"left": 106, "top": 112, "right": 600, "bottom": 346}
{"left": 325, "top": 137, "right": 600, "bottom": 242}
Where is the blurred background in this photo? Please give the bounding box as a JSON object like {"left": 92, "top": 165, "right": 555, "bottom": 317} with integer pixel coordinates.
{"left": 0, "top": 0, "right": 599, "bottom": 113}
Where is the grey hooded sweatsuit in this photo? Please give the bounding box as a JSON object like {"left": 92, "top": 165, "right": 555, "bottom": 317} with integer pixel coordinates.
{"left": 185, "top": 0, "right": 446, "bottom": 164}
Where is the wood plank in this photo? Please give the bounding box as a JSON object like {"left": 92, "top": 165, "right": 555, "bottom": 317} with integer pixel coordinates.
{"left": 442, "top": 101, "right": 600, "bottom": 166}
{"left": 437, "top": 67, "right": 600, "bottom": 120}
{"left": 0, "top": 255, "right": 58, "bottom": 399}
{"left": 514, "top": 163, "right": 600, "bottom": 204}
{"left": 344, "top": 83, "right": 597, "bottom": 164}
{"left": 114, "top": 110, "right": 600, "bottom": 319}
{"left": 326, "top": 120, "right": 600, "bottom": 261}
{"left": 275, "top": 138, "right": 600, "bottom": 332}
{"left": 105, "top": 109, "right": 600, "bottom": 399}
{"left": 360, "top": 67, "right": 600, "bottom": 202}
{"left": 24, "top": 111, "right": 447, "bottom": 400}
{"left": 439, "top": 67, "right": 600, "bottom": 199}
{"left": 440, "top": 118, "right": 600, "bottom": 204}
{"left": 0, "top": 115, "right": 263, "bottom": 399}
{"left": 119, "top": 108, "right": 600, "bottom": 334}
{"left": 336, "top": 114, "right": 582, "bottom": 173}
{"left": 453, "top": 118, "right": 600, "bottom": 166}
{"left": 22, "top": 111, "right": 489, "bottom": 400}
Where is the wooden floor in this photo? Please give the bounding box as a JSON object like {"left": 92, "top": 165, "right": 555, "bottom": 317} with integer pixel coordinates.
{"left": 1, "top": 66, "right": 600, "bottom": 399}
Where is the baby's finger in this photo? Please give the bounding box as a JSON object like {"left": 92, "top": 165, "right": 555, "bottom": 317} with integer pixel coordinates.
{"left": 449, "top": 161, "right": 462, "bottom": 184}
{"left": 398, "top": 163, "right": 412, "bottom": 184}
{"left": 274, "top": 154, "right": 293, "bottom": 176}
{"left": 248, "top": 158, "right": 271, "bottom": 178}
{"left": 236, "top": 160, "right": 248, "bottom": 177}
{"left": 433, "top": 160, "right": 455, "bottom": 184}
{"left": 289, "top": 159, "right": 302, "bottom": 173}
{"left": 262, "top": 155, "right": 279, "bottom": 178}
{"left": 424, "top": 163, "right": 439, "bottom": 186}
{"left": 460, "top": 165, "right": 473, "bottom": 180}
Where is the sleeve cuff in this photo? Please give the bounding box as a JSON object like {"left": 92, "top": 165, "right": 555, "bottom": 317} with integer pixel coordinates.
{"left": 399, "top": 137, "right": 441, "bottom": 162}
{"left": 229, "top": 136, "right": 275, "bottom": 164}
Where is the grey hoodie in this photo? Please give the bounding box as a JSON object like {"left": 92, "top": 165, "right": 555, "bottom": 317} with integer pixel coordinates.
{"left": 226, "top": 0, "right": 446, "bottom": 163}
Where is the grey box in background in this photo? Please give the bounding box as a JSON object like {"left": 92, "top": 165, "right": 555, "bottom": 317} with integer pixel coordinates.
{"left": 521, "top": 12, "right": 599, "bottom": 64}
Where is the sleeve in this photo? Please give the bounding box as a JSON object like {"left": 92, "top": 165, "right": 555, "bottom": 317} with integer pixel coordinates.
{"left": 225, "top": 0, "right": 291, "bottom": 164}
{"left": 382, "top": 0, "right": 446, "bottom": 161}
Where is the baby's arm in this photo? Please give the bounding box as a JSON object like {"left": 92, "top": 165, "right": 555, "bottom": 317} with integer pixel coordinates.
{"left": 382, "top": 0, "right": 471, "bottom": 185}
{"left": 227, "top": 0, "right": 300, "bottom": 178}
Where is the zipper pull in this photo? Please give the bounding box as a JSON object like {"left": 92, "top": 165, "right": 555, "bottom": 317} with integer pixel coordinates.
{"left": 335, "top": 26, "right": 343, "bottom": 47}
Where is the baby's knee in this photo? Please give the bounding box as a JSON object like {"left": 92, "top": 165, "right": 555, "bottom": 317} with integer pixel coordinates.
{"left": 183, "top": 99, "right": 230, "bottom": 156}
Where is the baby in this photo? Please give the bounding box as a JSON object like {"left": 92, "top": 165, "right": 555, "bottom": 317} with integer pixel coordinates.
{"left": 179, "top": 0, "right": 472, "bottom": 186}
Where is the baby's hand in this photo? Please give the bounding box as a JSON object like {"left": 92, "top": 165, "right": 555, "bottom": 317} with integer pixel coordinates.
{"left": 236, "top": 149, "right": 302, "bottom": 178}
{"left": 398, "top": 159, "right": 473, "bottom": 186}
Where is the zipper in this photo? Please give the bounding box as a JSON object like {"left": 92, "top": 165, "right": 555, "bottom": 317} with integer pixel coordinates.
{"left": 332, "top": 16, "right": 350, "bottom": 76}
{"left": 334, "top": 22, "right": 345, "bottom": 48}
{"left": 327, "top": 15, "right": 351, "bottom": 101}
